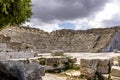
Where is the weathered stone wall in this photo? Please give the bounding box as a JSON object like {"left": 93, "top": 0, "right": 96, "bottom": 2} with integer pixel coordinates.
{"left": 0, "top": 34, "right": 32, "bottom": 52}
{"left": 0, "top": 26, "right": 120, "bottom": 53}
{"left": 79, "top": 53, "right": 120, "bottom": 79}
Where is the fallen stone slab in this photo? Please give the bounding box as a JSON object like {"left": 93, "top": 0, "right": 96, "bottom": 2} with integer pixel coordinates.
{"left": 111, "top": 66, "right": 120, "bottom": 77}
{"left": 0, "top": 61, "right": 45, "bottom": 80}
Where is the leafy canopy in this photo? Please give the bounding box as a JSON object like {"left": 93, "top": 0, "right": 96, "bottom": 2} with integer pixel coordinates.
{"left": 0, "top": 0, "right": 32, "bottom": 28}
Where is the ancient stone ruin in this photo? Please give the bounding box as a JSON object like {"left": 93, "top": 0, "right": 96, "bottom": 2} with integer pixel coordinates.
{"left": 79, "top": 53, "right": 120, "bottom": 80}
{"left": 0, "top": 26, "right": 120, "bottom": 80}
{"left": 1, "top": 26, "right": 120, "bottom": 53}
{"left": 0, "top": 34, "right": 45, "bottom": 80}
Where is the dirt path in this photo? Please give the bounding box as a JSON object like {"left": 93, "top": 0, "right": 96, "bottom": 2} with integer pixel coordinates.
{"left": 42, "top": 73, "right": 67, "bottom": 80}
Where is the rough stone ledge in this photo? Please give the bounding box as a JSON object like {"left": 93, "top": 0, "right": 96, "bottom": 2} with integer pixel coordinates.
{"left": 0, "top": 61, "right": 45, "bottom": 80}
{"left": 111, "top": 66, "right": 120, "bottom": 77}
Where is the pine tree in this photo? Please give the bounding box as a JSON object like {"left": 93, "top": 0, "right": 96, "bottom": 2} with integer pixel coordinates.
{"left": 0, "top": 0, "right": 32, "bottom": 29}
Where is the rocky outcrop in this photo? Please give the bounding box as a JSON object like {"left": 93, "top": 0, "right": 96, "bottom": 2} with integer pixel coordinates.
{"left": 0, "top": 61, "right": 45, "bottom": 80}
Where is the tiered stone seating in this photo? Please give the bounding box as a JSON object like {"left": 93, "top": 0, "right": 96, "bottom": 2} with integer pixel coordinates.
{"left": 0, "top": 26, "right": 120, "bottom": 53}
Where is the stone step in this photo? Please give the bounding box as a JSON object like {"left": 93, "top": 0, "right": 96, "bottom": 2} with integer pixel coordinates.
{"left": 111, "top": 66, "right": 120, "bottom": 77}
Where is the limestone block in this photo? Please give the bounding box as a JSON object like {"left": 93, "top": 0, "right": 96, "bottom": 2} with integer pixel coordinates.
{"left": 98, "top": 58, "right": 109, "bottom": 66}
{"left": 68, "top": 57, "right": 77, "bottom": 63}
{"left": 80, "top": 59, "right": 98, "bottom": 68}
{"left": 45, "top": 58, "right": 59, "bottom": 66}
{"left": 97, "top": 66, "right": 109, "bottom": 74}
{"left": 80, "top": 67, "right": 96, "bottom": 78}
{"left": 113, "top": 61, "right": 119, "bottom": 66}
{"left": 112, "top": 56, "right": 119, "bottom": 61}
{"left": 118, "top": 56, "right": 120, "bottom": 65}
{"left": 51, "top": 50, "right": 64, "bottom": 56}
{"left": 80, "top": 58, "right": 98, "bottom": 78}
{"left": 111, "top": 66, "right": 120, "bottom": 77}
{"left": 59, "top": 58, "right": 68, "bottom": 63}
{"left": 97, "top": 58, "right": 110, "bottom": 74}
{"left": 73, "top": 63, "right": 80, "bottom": 69}
{"left": 114, "top": 49, "right": 119, "bottom": 53}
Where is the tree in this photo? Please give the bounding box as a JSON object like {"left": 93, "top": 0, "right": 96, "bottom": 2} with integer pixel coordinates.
{"left": 0, "top": 0, "right": 32, "bottom": 29}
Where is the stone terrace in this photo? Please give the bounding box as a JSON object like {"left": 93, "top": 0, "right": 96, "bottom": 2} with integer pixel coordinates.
{"left": 1, "top": 26, "right": 120, "bottom": 53}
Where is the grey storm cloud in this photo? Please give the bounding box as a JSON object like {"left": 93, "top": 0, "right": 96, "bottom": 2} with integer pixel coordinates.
{"left": 102, "top": 14, "right": 120, "bottom": 27}
{"left": 31, "top": 0, "right": 110, "bottom": 23}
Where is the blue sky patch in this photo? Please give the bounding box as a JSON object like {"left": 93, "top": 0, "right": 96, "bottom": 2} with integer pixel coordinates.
{"left": 58, "top": 22, "right": 75, "bottom": 29}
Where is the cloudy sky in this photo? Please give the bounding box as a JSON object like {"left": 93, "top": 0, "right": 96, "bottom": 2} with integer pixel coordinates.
{"left": 24, "top": 0, "right": 120, "bottom": 32}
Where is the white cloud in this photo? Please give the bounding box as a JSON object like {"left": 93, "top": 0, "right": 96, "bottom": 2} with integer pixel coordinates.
{"left": 23, "top": 19, "right": 61, "bottom": 32}
{"left": 73, "top": 1, "right": 120, "bottom": 30}
{"left": 23, "top": 0, "right": 120, "bottom": 32}
{"left": 95, "top": 2, "right": 119, "bottom": 22}
{"left": 37, "top": 23, "right": 61, "bottom": 32}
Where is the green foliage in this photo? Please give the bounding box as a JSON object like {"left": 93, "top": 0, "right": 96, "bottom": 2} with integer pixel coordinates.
{"left": 38, "top": 58, "right": 46, "bottom": 65}
{"left": 79, "top": 74, "right": 84, "bottom": 78}
{"left": 0, "top": 0, "right": 32, "bottom": 28}
{"left": 64, "top": 62, "right": 73, "bottom": 70}
{"left": 53, "top": 62, "right": 59, "bottom": 67}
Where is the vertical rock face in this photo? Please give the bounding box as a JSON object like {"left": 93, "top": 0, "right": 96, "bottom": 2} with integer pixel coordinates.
{"left": 103, "top": 30, "right": 120, "bottom": 52}
{"left": 0, "top": 61, "right": 45, "bottom": 80}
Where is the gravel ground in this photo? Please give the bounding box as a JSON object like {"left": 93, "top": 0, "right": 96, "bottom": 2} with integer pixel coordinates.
{"left": 42, "top": 73, "right": 67, "bottom": 80}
